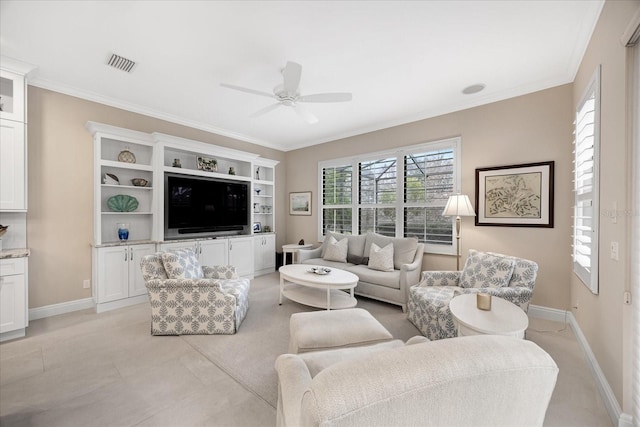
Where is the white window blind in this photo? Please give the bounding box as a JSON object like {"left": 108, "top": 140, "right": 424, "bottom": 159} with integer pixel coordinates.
{"left": 321, "top": 164, "right": 353, "bottom": 234}
{"left": 319, "top": 137, "right": 460, "bottom": 253}
{"left": 573, "top": 66, "right": 600, "bottom": 294}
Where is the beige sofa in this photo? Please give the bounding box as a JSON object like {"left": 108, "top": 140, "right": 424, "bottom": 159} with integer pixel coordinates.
{"left": 275, "top": 335, "right": 559, "bottom": 427}
{"left": 297, "top": 232, "right": 424, "bottom": 311}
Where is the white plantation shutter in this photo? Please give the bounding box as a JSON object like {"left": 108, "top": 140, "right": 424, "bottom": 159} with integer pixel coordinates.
{"left": 321, "top": 164, "right": 353, "bottom": 234}
{"left": 630, "top": 37, "right": 640, "bottom": 427}
{"left": 573, "top": 66, "right": 600, "bottom": 294}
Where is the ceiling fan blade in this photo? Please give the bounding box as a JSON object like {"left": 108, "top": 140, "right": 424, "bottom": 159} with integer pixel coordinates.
{"left": 220, "top": 83, "right": 275, "bottom": 99}
{"left": 282, "top": 61, "right": 302, "bottom": 94}
{"left": 293, "top": 103, "right": 318, "bottom": 124}
{"left": 249, "top": 103, "right": 282, "bottom": 118}
{"left": 298, "top": 92, "right": 353, "bottom": 103}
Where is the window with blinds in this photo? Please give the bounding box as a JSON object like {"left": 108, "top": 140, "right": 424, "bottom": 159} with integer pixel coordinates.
{"left": 319, "top": 137, "right": 460, "bottom": 253}
{"left": 321, "top": 165, "right": 353, "bottom": 234}
{"left": 573, "top": 66, "right": 600, "bottom": 294}
{"left": 404, "top": 148, "right": 455, "bottom": 246}
{"left": 359, "top": 157, "right": 396, "bottom": 236}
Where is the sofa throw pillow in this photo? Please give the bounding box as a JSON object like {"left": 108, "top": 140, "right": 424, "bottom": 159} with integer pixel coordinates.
{"left": 141, "top": 252, "right": 169, "bottom": 282}
{"left": 364, "top": 232, "right": 418, "bottom": 270}
{"left": 459, "top": 250, "right": 515, "bottom": 289}
{"left": 161, "top": 248, "right": 204, "bottom": 280}
{"left": 367, "top": 242, "right": 395, "bottom": 272}
{"left": 321, "top": 231, "right": 348, "bottom": 258}
{"left": 323, "top": 236, "right": 349, "bottom": 263}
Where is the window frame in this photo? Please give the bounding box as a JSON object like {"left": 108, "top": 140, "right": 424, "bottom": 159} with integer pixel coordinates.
{"left": 573, "top": 65, "right": 601, "bottom": 294}
{"left": 318, "top": 137, "right": 461, "bottom": 255}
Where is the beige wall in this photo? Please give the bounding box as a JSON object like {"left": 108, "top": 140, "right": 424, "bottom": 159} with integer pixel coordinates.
{"left": 285, "top": 84, "right": 574, "bottom": 311}
{"left": 571, "top": 0, "right": 639, "bottom": 411}
{"left": 27, "top": 87, "right": 286, "bottom": 308}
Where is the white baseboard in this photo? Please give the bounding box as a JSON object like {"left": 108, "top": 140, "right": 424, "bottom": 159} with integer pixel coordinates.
{"left": 528, "top": 304, "right": 569, "bottom": 322}
{"left": 29, "top": 297, "right": 95, "bottom": 321}
{"left": 528, "top": 304, "right": 630, "bottom": 427}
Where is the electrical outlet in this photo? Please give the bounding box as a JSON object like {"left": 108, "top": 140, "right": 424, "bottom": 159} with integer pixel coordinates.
{"left": 624, "top": 291, "right": 632, "bottom": 305}
{"left": 610, "top": 242, "right": 619, "bottom": 261}
{"left": 83, "top": 279, "right": 90, "bottom": 289}
{"left": 573, "top": 299, "right": 579, "bottom": 310}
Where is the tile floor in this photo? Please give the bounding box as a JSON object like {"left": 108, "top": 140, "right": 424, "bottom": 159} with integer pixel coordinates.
{"left": 0, "top": 273, "right": 612, "bottom": 426}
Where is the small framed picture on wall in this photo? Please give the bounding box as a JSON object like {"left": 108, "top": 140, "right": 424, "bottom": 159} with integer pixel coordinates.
{"left": 289, "top": 191, "right": 312, "bottom": 216}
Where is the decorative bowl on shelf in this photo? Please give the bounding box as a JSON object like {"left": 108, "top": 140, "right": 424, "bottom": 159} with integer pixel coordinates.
{"left": 131, "top": 178, "right": 148, "bottom": 187}
{"left": 118, "top": 148, "right": 136, "bottom": 163}
{"left": 0, "top": 225, "right": 8, "bottom": 237}
{"left": 107, "top": 194, "right": 139, "bottom": 212}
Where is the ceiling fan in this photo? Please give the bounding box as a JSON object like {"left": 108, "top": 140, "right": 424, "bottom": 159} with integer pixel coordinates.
{"left": 220, "top": 61, "right": 352, "bottom": 124}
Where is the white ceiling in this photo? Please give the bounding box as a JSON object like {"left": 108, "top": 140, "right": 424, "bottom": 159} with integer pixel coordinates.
{"left": 0, "top": 1, "right": 604, "bottom": 152}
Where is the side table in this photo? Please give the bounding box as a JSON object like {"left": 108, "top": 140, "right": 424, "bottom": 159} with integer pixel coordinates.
{"left": 449, "top": 294, "right": 529, "bottom": 339}
{"left": 282, "top": 244, "right": 313, "bottom": 265}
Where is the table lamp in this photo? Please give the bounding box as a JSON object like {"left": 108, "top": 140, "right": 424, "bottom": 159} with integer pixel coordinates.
{"left": 442, "top": 194, "right": 476, "bottom": 270}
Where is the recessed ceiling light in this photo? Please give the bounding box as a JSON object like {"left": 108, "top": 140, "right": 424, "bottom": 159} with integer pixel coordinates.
{"left": 462, "top": 84, "right": 486, "bottom": 95}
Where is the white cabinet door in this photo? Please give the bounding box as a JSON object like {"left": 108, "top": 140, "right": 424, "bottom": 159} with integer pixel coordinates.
{"left": 0, "top": 70, "right": 26, "bottom": 123}
{"left": 228, "top": 237, "right": 254, "bottom": 277}
{"left": 262, "top": 234, "right": 276, "bottom": 270}
{"left": 97, "top": 246, "right": 129, "bottom": 303}
{"left": 199, "top": 239, "right": 228, "bottom": 267}
{"left": 0, "top": 119, "right": 26, "bottom": 211}
{"left": 128, "top": 244, "right": 156, "bottom": 297}
{"left": 0, "top": 273, "right": 26, "bottom": 333}
{"left": 254, "top": 234, "right": 276, "bottom": 275}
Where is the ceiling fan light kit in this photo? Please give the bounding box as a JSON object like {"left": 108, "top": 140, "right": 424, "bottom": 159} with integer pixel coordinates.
{"left": 221, "top": 61, "right": 352, "bottom": 124}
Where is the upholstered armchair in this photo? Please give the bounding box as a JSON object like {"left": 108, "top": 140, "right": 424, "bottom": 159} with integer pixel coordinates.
{"left": 275, "top": 335, "right": 558, "bottom": 427}
{"left": 408, "top": 249, "right": 538, "bottom": 340}
{"left": 141, "top": 249, "right": 250, "bottom": 335}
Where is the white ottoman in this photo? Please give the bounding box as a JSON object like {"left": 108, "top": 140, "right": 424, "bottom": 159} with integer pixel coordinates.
{"left": 289, "top": 308, "right": 394, "bottom": 353}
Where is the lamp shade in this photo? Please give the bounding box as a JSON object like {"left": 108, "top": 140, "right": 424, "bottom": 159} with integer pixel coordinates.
{"left": 442, "top": 194, "right": 476, "bottom": 217}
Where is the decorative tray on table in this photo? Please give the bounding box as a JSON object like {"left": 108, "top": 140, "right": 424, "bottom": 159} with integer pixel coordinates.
{"left": 309, "top": 267, "right": 331, "bottom": 275}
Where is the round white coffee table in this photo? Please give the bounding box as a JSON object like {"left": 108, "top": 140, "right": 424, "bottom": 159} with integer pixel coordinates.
{"left": 279, "top": 264, "right": 358, "bottom": 310}
{"left": 449, "top": 293, "right": 529, "bottom": 339}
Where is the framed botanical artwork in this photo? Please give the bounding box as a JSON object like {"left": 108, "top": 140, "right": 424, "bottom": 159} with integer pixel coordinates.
{"left": 475, "top": 161, "right": 554, "bottom": 227}
{"left": 289, "top": 191, "right": 312, "bottom": 216}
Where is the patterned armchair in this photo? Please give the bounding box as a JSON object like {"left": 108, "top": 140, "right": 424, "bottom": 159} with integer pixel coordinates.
{"left": 408, "top": 249, "right": 538, "bottom": 340}
{"left": 141, "top": 249, "right": 250, "bottom": 335}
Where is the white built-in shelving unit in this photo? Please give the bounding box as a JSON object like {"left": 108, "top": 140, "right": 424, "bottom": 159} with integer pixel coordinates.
{"left": 87, "top": 122, "right": 279, "bottom": 312}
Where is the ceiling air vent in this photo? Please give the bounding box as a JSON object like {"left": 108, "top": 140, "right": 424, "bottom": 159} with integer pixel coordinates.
{"left": 106, "top": 53, "right": 136, "bottom": 73}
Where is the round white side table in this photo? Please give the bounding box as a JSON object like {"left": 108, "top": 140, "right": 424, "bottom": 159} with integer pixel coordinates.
{"left": 282, "top": 243, "right": 313, "bottom": 265}
{"left": 449, "top": 293, "right": 529, "bottom": 339}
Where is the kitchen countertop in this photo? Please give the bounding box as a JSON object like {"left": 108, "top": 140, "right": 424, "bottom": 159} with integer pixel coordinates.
{"left": 0, "top": 248, "right": 30, "bottom": 259}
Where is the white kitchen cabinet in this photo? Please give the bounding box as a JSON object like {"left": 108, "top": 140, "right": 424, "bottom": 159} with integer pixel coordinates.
{"left": 93, "top": 243, "right": 155, "bottom": 313}
{"left": 199, "top": 239, "right": 229, "bottom": 266}
{"left": 228, "top": 237, "right": 254, "bottom": 278}
{"left": 0, "top": 119, "right": 26, "bottom": 211}
{"left": 254, "top": 234, "right": 276, "bottom": 276}
{"left": 0, "top": 257, "right": 28, "bottom": 341}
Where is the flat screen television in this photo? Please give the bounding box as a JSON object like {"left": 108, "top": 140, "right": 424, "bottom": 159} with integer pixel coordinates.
{"left": 164, "top": 173, "right": 250, "bottom": 239}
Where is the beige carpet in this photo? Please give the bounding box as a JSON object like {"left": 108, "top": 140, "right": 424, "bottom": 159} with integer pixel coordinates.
{"left": 182, "top": 272, "right": 421, "bottom": 408}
